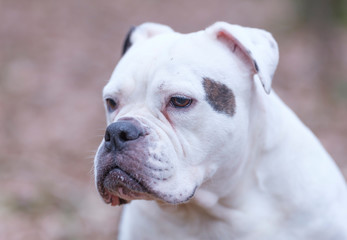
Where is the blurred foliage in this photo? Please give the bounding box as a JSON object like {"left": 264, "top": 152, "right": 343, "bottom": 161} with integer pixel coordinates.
{"left": 333, "top": 80, "right": 347, "bottom": 101}
{"left": 334, "top": 0, "right": 347, "bottom": 24}
{"left": 2, "top": 186, "right": 76, "bottom": 217}
{"left": 295, "top": 0, "right": 347, "bottom": 26}
{"left": 293, "top": 0, "right": 347, "bottom": 102}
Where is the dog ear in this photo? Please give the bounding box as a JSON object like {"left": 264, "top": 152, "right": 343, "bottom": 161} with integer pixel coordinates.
{"left": 122, "top": 23, "right": 174, "bottom": 56}
{"left": 205, "top": 22, "right": 279, "bottom": 94}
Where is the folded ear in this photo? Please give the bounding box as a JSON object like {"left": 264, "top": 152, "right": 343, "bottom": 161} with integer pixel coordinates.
{"left": 205, "top": 22, "right": 279, "bottom": 94}
{"left": 122, "top": 22, "right": 174, "bottom": 56}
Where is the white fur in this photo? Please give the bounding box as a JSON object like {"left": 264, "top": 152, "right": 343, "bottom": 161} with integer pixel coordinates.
{"left": 97, "top": 22, "right": 347, "bottom": 240}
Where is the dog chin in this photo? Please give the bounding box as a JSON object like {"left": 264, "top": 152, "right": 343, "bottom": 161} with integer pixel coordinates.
{"left": 99, "top": 168, "right": 198, "bottom": 206}
{"left": 100, "top": 168, "right": 154, "bottom": 206}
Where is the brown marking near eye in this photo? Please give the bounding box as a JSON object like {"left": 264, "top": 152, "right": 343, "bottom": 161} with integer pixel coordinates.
{"left": 203, "top": 77, "right": 236, "bottom": 117}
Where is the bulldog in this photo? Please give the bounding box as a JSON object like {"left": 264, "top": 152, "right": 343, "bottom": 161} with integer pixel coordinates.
{"left": 94, "top": 22, "right": 347, "bottom": 240}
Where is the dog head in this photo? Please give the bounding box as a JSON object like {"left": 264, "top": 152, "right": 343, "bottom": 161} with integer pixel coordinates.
{"left": 94, "top": 22, "right": 279, "bottom": 206}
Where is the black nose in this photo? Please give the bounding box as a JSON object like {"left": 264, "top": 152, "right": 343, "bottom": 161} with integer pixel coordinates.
{"left": 104, "top": 121, "right": 144, "bottom": 151}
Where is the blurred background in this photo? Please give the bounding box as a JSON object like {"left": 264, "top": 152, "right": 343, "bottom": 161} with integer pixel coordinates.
{"left": 0, "top": 0, "right": 346, "bottom": 239}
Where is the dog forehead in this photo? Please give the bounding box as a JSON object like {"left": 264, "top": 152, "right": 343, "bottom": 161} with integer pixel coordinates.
{"left": 106, "top": 34, "right": 179, "bottom": 88}
{"left": 104, "top": 29, "right": 242, "bottom": 104}
{"left": 122, "top": 32, "right": 184, "bottom": 67}
{"left": 106, "top": 32, "right": 206, "bottom": 91}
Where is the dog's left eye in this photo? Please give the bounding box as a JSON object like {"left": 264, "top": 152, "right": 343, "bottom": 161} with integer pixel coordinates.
{"left": 170, "top": 96, "right": 192, "bottom": 108}
{"left": 105, "top": 98, "right": 117, "bottom": 112}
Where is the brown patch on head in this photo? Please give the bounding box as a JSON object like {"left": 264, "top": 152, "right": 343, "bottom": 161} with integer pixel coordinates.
{"left": 203, "top": 77, "right": 236, "bottom": 116}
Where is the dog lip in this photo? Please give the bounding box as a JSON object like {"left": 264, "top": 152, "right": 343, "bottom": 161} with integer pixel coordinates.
{"left": 104, "top": 190, "right": 129, "bottom": 206}
{"left": 101, "top": 167, "right": 152, "bottom": 205}
{"left": 104, "top": 168, "right": 147, "bottom": 193}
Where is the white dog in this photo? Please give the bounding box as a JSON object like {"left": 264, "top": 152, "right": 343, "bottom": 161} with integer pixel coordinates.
{"left": 94, "top": 22, "right": 347, "bottom": 240}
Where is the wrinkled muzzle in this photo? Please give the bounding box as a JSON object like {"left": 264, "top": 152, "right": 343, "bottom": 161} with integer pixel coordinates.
{"left": 95, "top": 117, "right": 199, "bottom": 206}
{"left": 95, "top": 118, "right": 154, "bottom": 205}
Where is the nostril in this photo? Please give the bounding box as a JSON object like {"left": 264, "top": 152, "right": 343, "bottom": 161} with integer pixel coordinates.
{"left": 118, "top": 128, "right": 141, "bottom": 142}
{"left": 104, "top": 131, "right": 111, "bottom": 142}
{"left": 119, "top": 131, "right": 128, "bottom": 142}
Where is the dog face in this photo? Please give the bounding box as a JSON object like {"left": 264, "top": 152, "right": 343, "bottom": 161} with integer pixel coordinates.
{"left": 94, "top": 22, "right": 279, "bottom": 206}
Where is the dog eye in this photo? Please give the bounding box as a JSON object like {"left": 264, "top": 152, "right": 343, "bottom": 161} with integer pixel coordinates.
{"left": 105, "top": 98, "right": 117, "bottom": 112}
{"left": 170, "top": 96, "right": 192, "bottom": 108}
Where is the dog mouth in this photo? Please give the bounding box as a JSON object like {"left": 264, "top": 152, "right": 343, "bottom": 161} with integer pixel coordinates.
{"left": 99, "top": 168, "right": 153, "bottom": 206}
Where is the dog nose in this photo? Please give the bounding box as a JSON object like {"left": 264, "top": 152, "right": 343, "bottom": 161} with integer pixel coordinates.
{"left": 104, "top": 121, "right": 144, "bottom": 150}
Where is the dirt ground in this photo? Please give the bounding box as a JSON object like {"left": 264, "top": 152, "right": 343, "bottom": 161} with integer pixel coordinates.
{"left": 0, "top": 0, "right": 346, "bottom": 239}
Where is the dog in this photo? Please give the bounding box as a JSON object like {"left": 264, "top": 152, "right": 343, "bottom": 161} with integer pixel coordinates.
{"left": 94, "top": 22, "right": 347, "bottom": 240}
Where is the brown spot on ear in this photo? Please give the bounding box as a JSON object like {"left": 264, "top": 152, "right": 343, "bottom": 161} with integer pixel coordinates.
{"left": 203, "top": 77, "right": 236, "bottom": 116}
